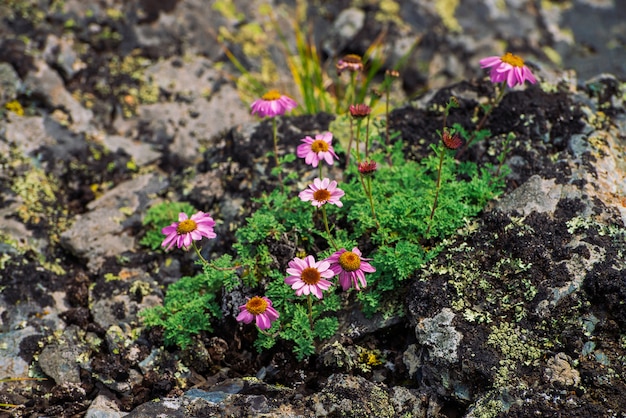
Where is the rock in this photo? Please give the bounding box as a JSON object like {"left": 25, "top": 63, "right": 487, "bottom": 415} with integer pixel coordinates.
{"left": 544, "top": 352, "right": 580, "bottom": 387}
{"left": 0, "top": 62, "right": 20, "bottom": 104}
{"left": 60, "top": 174, "right": 168, "bottom": 272}
{"left": 23, "top": 59, "right": 93, "bottom": 132}
{"left": 84, "top": 394, "right": 128, "bottom": 418}
{"left": 38, "top": 325, "right": 90, "bottom": 385}
{"left": 415, "top": 308, "right": 462, "bottom": 363}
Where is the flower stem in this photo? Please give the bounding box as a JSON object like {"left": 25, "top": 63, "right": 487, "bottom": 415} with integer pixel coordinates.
{"left": 354, "top": 119, "right": 362, "bottom": 163}
{"left": 426, "top": 145, "right": 446, "bottom": 237}
{"left": 272, "top": 117, "right": 283, "bottom": 184}
{"left": 346, "top": 117, "right": 354, "bottom": 169}
{"left": 307, "top": 294, "right": 314, "bottom": 330}
{"left": 460, "top": 82, "right": 507, "bottom": 154}
{"left": 321, "top": 205, "right": 338, "bottom": 250}
{"left": 192, "top": 242, "right": 209, "bottom": 266}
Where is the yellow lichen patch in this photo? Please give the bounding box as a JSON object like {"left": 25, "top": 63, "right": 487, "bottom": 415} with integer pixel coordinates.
{"left": 435, "top": 0, "right": 461, "bottom": 32}
{"left": 4, "top": 100, "right": 24, "bottom": 116}
{"left": 12, "top": 167, "right": 58, "bottom": 225}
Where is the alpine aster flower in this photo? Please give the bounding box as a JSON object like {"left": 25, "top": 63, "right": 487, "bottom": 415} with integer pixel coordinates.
{"left": 479, "top": 52, "right": 537, "bottom": 88}
{"left": 250, "top": 90, "right": 298, "bottom": 118}
{"left": 296, "top": 131, "right": 339, "bottom": 167}
{"left": 442, "top": 130, "right": 464, "bottom": 150}
{"left": 236, "top": 296, "right": 279, "bottom": 330}
{"left": 357, "top": 160, "right": 378, "bottom": 175}
{"left": 299, "top": 177, "right": 345, "bottom": 208}
{"left": 326, "top": 247, "right": 375, "bottom": 291}
{"left": 161, "top": 211, "right": 216, "bottom": 250}
{"left": 349, "top": 103, "right": 371, "bottom": 119}
{"left": 285, "top": 255, "right": 334, "bottom": 299}
{"left": 336, "top": 54, "right": 363, "bottom": 75}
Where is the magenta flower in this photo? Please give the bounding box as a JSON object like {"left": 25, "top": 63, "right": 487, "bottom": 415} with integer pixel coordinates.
{"left": 250, "top": 90, "right": 298, "bottom": 118}
{"left": 296, "top": 132, "right": 339, "bottom": 167}
{"left": 299, "top": 178, "right": 345, "bottom": 208}
{"left": 236, "top": 296, "right": 279, "bottom": 330}
{"left": 326, "top": 247, "right": 375, "bottom": 291}
{"left": 285, "top": 255, "right": 334, "bottom": 299}
{"left": 480, "top": 52, "right": 537, "bottom": 88}
{"left": 161, "top": 211, "right": 216, "bottom": 250}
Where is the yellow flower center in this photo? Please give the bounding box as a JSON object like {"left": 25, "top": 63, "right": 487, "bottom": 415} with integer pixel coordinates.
{"left": 262, "top": 90, "right": 282, "bottom": 101}
{"left": 500, "top": 52, "right": 524, "bottom": 67}
{"left": 339, "top": 251, "right": 361, "bottom": 272}
{"left": 176, "top": 219, "right": 197, "bottom": 234}
{"left": 245, "top": 296, "right": 268, "bottom": 315}
{"left": 313, "top": 189, "right": 331, "bottom": 202}
{"left": 301, "top": 267, "right": 321, "bottom": 285}
{"left": 311, "top": 139, "right": 329, "bottom": 153}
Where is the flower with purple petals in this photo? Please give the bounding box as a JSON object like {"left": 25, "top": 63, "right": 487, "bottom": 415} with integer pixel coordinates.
{"left": 479, "top": 52, "right": 537, "bottom": 88}
{"left": 236, "top": 296, "right": 279, "bottom": 330}
{"left": 285, "top": 255, "right": 334, "bottom": 299}
{"left": 299, "top": 178, "right": 345, "bottom": 208}
{"left": 161, "top": 211, "right": 216, "bottom": 250}
{"left": 326, "top": 247, "right": 375, "bottom": 291}
{"left": 250, "top": 90, "right": 298, "bottom": 118}
{"left": 296, "top": 132, "right": 339, "bottom": 167}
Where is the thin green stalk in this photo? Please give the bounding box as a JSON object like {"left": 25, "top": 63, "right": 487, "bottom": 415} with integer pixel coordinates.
{"left": 346, "top": 117, "right": 354, "bottom": 169}
{"left": 272, "top": 118, "right": 284, "bottom": 185}
{"left": 320, "top": 205, "right": 338, "bottom": 250}
{"left": 426, "top": 145, "right": 445, "bottom": 237}
{"left": 192, "top": 242, "right": 209, "bottom": 266}
{"left": 307, "top": 294, "right": 314, "bottom": 330}
{"left": 354, "top": 119, "right": 362, "bottom": 164}
{"left": 461, "top": 82, "right": 507, "bottom": 153}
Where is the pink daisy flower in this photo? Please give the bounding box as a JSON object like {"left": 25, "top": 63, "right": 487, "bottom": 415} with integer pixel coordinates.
{"left": 161, "top": 211, "right": 216, "bottom": 251}
{"left": 299, "top": 178, "right": 345, "bottom": 208}
{"left": 236, "top": 296, "right": 280, "bottom": 330}
{"left": 326, "top": 247, "right": 376, "bottom": 291}
{"left": 479, "top": 52, "right": 537, "bottom": 88}
{"left": 285, "top": 255, "right": 334, "bottom": 299}
{"left": 296, "top": 132, "right": 339, "bottom": 167}
{"left": 250, "top": 90, "right": 298, "bottom": 118}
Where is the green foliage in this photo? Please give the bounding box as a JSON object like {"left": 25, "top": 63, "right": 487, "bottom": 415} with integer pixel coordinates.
{"left": 139, "top": 255, "right": 238, "bottom": 348}
{"left": 140, "top": 201, "right": 197, "bottom": 250}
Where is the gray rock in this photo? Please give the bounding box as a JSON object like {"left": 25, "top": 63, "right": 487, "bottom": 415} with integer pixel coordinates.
{"left": 321, "top": 8, "right": 366, "bottom": 57}
{"left": 0, "top": 62, "right": 20, "bottom": 104}
{"left": 84, "top": 394, "right": 128, "bottom": 418}
{"left": 60, "top": 174, "right": 168, "bottom": 272}
{"left": 23, "top": 60, "right": 93, "bottom": 132}
{"left": 38, "top": 325, "right": 90, "bottom": 385}
{"left": 415, "top": 308, "right": 462, "bottom": 363}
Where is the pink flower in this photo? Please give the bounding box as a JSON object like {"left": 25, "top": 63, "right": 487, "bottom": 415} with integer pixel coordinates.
{"left": 336, "top": 54, "right": 363, "bottom": 75}
{"left": 299, "top": 178, "right": 345, "bottom": 208}
{"left": 285, "top": 255, "right": 334, "bottom": 299}
{"left": 236, "top": 296, "right": 279, "bottom": 330}
{"left": 250, "top": 90, "right": 298, "bottom": 118}
{"left": 326, "top": 247, "right": 375, "bottom": 291}
{"left": 161, "top": 211, "right": 216, "bottom": 250}
{"left": 480, "top": 52, "right": 537, "bottom": 88}
{"left": 296, "top": 132, "right": 339, "bottom": 167}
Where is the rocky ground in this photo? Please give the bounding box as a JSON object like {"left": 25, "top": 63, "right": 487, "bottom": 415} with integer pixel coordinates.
{"left": 1, "top": 0, "right": 626, "bottom": 417}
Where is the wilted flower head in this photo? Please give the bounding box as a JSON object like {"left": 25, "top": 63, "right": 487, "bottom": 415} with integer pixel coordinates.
{"left": 349, "top": 103, "right": 371, "bottom": 119}
{"left": 479, "top": 52, "right": 537, "bottom": 88}
{"left": 299, "top": 177, "right": 345, "bottom": 208}
{"left": 161, "top": 211, "right": 216, "bottom": 250}
{"left": 236, "top": 296, "right": 279, "bottom": 330}
{"left": 296, "top": 131, "right": 339, "bottom": 167}
{"left": 358, "top": 160, "right": 378, "bottom": 175}
{"left": 442, "top": 130, "right": 464, "bottom": 150}
{"left": 336, "top": 54, "right": 363, "bottom": 75}
{"left": 326, "top": 247, "right": 375, "bottom": 291}
{"left": 285, "top": 255, "right": 334, "bottom": 299}
{"left": 250, "top": 90, "right": 298, "bottom": 118}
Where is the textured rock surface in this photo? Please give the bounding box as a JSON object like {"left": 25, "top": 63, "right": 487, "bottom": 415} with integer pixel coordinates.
{"left": 0, "top": 1, "right": 625, "bottom": 417}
